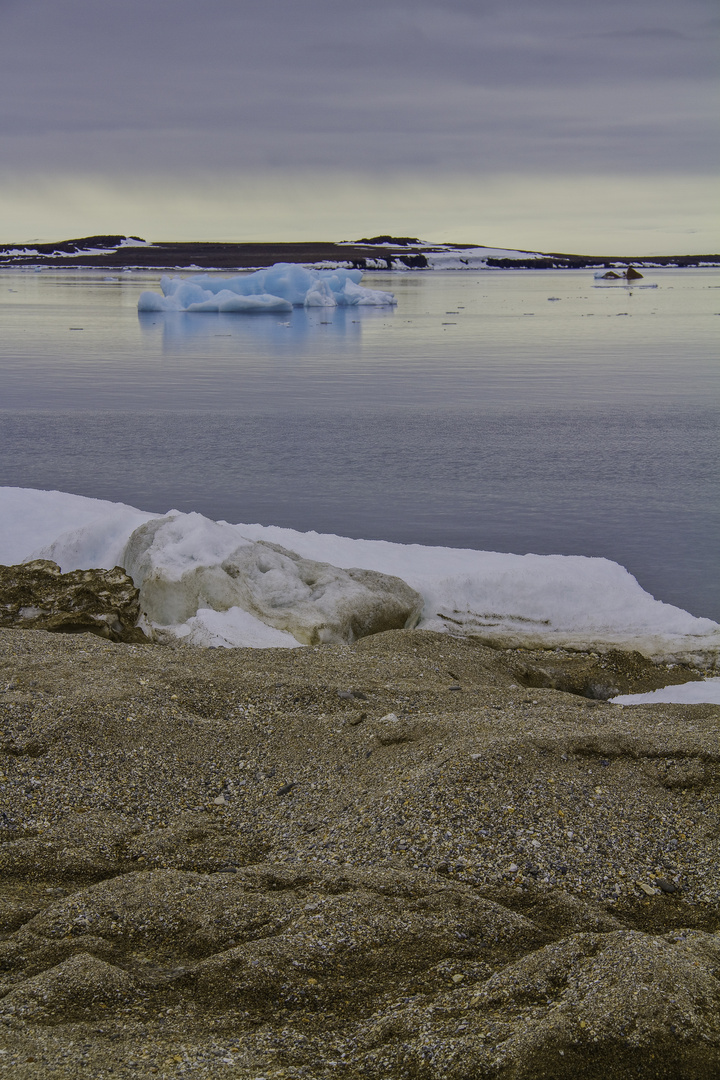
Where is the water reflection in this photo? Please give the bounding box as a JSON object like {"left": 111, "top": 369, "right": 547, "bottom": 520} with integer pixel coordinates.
{"left": 137, "top": 303, "right": 391, "bottom": 353}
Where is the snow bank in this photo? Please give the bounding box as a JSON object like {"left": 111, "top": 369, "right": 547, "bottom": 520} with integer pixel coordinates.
{"left": 237, "top": 522, "right": 720, "bottom": 663}
{"left": 333, "top": 241, "right": 546, "bottom": 271}
{"left": 0, "top": 487, "right": 153, "bottom": 568}
{"left": 137, "top": 264, "right": 396, "bottom": 313}
{"left": 612, "top": 678, "right": 720, "bottom": 706}
{"left": 1, "top": 488, "right": 719, "bottom": 661}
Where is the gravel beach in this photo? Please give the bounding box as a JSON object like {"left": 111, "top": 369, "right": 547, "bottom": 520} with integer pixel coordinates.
{"left": 0, "top": 626, "right": 718, "bottom": 1078}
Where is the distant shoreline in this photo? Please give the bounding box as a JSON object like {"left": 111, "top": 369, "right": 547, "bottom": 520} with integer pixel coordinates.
{"left": 1, "top": 234, "right": 718, "bottom": 271}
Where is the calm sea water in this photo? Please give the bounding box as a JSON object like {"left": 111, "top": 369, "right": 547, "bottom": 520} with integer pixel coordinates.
{"left": 1, "top": 267, "right": 718, "bottom": 619}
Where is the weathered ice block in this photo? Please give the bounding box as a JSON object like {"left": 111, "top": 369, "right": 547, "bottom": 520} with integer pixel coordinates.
{"left": 123, "top": 515, "right": 423, "bottom": 645}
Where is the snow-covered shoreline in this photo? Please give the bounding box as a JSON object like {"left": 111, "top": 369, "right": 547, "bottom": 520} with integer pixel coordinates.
{"left": 2, "top": 488, "right": 719, "bottom": 669}
{"left": 3, "top": 234, "right": 717, "bottom": 272}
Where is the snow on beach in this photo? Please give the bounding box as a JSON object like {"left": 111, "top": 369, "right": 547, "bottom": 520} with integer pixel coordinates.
{"left": 138, "top": 264, "right": 397, "bottom": 313}
{"left": 2, "top": 489, "right": 719, "bottom": 684}
{"left": 612, "top": 679, "right": 720, "bottom": 706}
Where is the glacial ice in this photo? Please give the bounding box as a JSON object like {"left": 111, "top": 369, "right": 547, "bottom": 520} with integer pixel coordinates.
{"left": 1, "top": 487, "right": 719, "bottom": 664}
{"left": 122, "top": 513, "right": 422, "bottom": 646}
{"left": 137, "top": 263, "right": 396, "bottom": 313}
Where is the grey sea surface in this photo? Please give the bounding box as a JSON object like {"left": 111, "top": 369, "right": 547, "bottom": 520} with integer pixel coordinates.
{"left": 1, "top": 267, "right": 718, "bottom": 620}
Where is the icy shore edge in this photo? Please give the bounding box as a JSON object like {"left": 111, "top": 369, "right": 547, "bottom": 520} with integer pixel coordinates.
{"left": 1, "top": 488, "right": 719, "bottom": 671}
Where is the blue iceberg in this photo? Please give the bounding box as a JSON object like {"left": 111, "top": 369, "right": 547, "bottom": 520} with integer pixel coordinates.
{"left": 138, "top": 263, "right": 396, "bottom": 313}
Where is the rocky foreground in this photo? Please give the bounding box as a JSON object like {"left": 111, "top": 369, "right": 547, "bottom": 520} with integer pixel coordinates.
{"left": 0, "top": 627, "right": 718, "bottom": 1078}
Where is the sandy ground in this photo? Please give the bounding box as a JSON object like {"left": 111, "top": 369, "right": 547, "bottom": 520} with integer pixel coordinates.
{"left": 0, "top": 627, "right": 718, "bottom": 1078}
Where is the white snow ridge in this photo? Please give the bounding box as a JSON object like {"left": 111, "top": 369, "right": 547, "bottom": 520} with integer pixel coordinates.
{"left": 1, "top": 489, "right": 719, "bottom": 667}
{"left": 137, "top": 264, "right": 396, "bottom": 313}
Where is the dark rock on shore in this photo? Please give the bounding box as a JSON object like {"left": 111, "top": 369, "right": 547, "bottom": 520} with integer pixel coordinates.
{"left": 505, "top": 646, "right": 703, "bottom": 700}
{"left": 0, "top": 560, "right": 147, "bottom": 643}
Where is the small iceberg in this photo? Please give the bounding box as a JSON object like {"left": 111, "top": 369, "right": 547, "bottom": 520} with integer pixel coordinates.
{"left": 138, "top": 263, "right": 396, "bottom": 313}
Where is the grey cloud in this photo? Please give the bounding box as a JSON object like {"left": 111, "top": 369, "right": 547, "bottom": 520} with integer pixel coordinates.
{"left": 591, "top": 28, "right": 691, "bottom": 40}
{"left": 0, "top": 0, "right": 717, "bottom": 177}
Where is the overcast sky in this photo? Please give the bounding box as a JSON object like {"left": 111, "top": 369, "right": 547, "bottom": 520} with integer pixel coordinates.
{"left": 1, "top": 0, "right": 717, "bottom": 251}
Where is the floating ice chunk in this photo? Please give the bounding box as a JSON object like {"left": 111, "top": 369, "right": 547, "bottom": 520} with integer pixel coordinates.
{"left": 186, "top": 291, "right": 292, "bottom": 313}
{"left": 303, "top": 276, "right": 399, "bottom": 307}
{"left": 137, "top": 282, "right": 292, "bottom": 313}
{"left": 340, "top": 278, "right": 400, "bottom": 305}
{"left": 138, "top": 291, "right": 173, "bottom": 311}
{"left": 138, "top": 263, "right": 395, "bottom": 313}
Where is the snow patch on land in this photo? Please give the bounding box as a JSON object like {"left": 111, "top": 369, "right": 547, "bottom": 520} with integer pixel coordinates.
{"left": 138, "top": 264, "right": 396, "bottom": 313}
{"left": 423, "top": 246, "right": 543, "bottom": 270}
{"left": 168, "top": 607, "right": 301, "bottom": 650}
{"left": 0, "top": 238, "right": 153, "bottom": 259}
{"left": 612, "top": 678, "right": 720, "bottom": 706}
{"left": 237, "top": 522, "right": 720, "bottom": 663}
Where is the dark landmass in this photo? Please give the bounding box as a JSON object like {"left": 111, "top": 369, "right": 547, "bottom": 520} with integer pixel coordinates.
{"left": 1, "top": 234, "right": 718, "bottom": 271}
{"left": 483, "top": 254, "right": 719, "bottom": 270}
{"left": 0, "top": 621, "right": 718, "bottom": 1078}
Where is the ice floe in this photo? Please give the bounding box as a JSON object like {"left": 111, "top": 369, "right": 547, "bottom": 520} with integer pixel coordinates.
{"left": 137, "top": 264, "right": 396, "bottom": 313}
{"left": 1, "top": 488, "right": 719, "bottom": 661}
